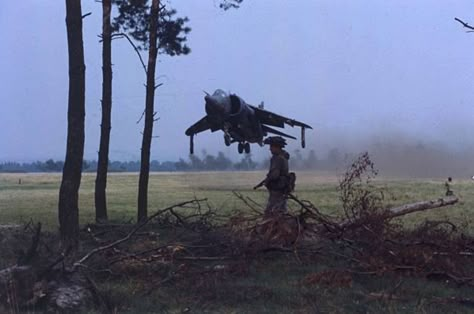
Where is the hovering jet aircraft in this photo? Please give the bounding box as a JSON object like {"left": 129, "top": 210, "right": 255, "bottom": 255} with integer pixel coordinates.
{"left": 185, "top": 89, "right": 312, "bottom": 154}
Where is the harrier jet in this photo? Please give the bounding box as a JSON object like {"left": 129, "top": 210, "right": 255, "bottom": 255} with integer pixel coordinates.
{"left": 185, "top": 89, "right": 312, "bottom": 154}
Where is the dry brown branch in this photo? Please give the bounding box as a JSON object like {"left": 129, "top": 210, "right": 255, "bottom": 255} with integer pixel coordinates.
{"left": 287, "top": 193, "right": 340, "bottom": 232}
{"left": 72, "top": 199, "right": 207, "bottom": 271}
{"left": 232, "top": 191, "right": 263, "bottom": 215}
{"left": 107, "top": 245, "right": 169, "bottom": 266}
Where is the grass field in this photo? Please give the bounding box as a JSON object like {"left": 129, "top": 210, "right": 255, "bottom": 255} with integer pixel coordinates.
{"left": 1, "top": 171, "right": 473, "bottom": 230}
{"left": 1, "top": 171, "right": 474, "bottom": 313}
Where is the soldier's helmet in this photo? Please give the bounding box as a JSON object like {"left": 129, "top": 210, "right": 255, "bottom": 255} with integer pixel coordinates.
{"left": 264, "top": 136, "right": 287, "bottom": 147}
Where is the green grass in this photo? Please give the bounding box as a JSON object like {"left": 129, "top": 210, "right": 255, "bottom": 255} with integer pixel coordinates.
{"left": 1, "top": 171, "right": 473, "bottom": 230}
{"left": 1, "top": 171, "right": 474, "bottom": 313}
{"left": 95, "top": 256, "right": 474, "bottom": 313}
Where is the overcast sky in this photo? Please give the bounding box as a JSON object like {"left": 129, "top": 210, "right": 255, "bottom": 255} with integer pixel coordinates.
{"left": 1, "top": 0, "right": 474, "bottom": 162}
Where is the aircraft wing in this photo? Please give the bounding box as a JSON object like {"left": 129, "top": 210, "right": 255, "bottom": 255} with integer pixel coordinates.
{"left": 250, "top": 106, "right": 313, "bottom": 129}
{"left": 185, "top": 116, "right": 211, "bottom": 136}
{"left": 262, "top": 125, "right": 297, "bottom": 139}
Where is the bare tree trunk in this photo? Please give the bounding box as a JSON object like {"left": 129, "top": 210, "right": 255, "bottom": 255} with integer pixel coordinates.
{"left": 338, "top": 196, "right": 459, "bottom": 229}
{"left": 137, "top": 0, "right": 160, "bottom": 222}
{"left": 95, "top": 0, "right": 112, "bottom": 222}
{"left": 59, "top": 0, "right": 86, "bottom": 246}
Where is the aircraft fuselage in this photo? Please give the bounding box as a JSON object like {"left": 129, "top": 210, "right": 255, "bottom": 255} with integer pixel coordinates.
{"left": 204, "top": 90, "right": 264, "bottom": 145}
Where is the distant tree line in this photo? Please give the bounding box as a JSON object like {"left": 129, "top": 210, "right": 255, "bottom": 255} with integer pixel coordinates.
{"left": 0, "top": 149, "right": 346, "bottom": 173}
{"left": 4, "top": 141, "right": 474, "bottom": 177}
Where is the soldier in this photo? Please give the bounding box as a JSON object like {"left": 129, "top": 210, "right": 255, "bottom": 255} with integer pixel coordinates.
{"left": 254, "top": 136, "right": 291, "bottom": 216}
{"left": 445, "top": 177, "right": 454, "bottom": 196}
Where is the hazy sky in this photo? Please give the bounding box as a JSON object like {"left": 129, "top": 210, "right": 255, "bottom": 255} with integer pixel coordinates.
{"left": 1, "top": 0, "right": 474, "bottom": 162}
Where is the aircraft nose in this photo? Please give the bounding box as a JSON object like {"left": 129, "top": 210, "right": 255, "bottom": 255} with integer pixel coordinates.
{"left": 205, "top": 96, "right": 224, "bottom": 115}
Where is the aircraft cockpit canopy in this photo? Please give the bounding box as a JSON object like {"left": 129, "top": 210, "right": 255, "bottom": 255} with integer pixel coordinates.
{"left": 213, "top": 89, "right": 228, "bottom": 98}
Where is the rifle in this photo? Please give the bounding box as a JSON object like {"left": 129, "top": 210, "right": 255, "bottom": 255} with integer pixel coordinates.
{"left": 253, "top": 179, "right": 266, "bottom": 190}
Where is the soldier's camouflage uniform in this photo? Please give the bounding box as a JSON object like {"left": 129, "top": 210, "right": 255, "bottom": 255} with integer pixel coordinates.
{"left": 265, "top": 150, "right": 290, "bottom": 215}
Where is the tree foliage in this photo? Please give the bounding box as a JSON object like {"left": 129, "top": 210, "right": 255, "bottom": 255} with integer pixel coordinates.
{"left": 220, "top": 0, "right": 244, "bottom": 10}
{"left": 113, "top": 0, "right": 191, "bottom": 55}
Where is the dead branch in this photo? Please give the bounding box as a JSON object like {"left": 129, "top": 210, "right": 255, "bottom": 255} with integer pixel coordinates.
{"left": 107, "top": 244, "right": 169, "bottom": 266}
{"left": 136, "top": 109, "right": 146, "bottom": 124}
{"left": 233, "top": 191, "right": 263, "bottom": 215}
{"left": 455, "top": 17, "right": 474, "bottom": 31}
{"left": 175, "top": 256, "right": 233, "bottom": 261}
{"left": 72, "top": 199, "right": 207, "bottom": 271}
{"left": 386, "top": 196, "right": 458, "bottom": 219}
{"left": 287, "top": 193, "right": 340, "bottom": 232}
{"left": 18, "top": 222, "right": 41, "bottom": 266}
{"left": 339, "top": 196, "right": 458, "bottom": 229}
{"left": 111, "top": 32, "right": 147, "bottom": 74}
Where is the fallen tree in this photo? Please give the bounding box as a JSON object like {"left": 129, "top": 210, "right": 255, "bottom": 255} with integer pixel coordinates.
{"left": 385, "top": 196, "right": 458, "bottom": 218}
{"left": 337, "top": 195, "right": 459, "bottom": 229}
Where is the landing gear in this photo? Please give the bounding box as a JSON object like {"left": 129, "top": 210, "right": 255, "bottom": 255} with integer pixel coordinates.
{"left": 224, "top": 134, "right": 231, "bottom": 146}
{"left": 189, "top": 134, "right": 194, "bottom": 155}
{"left": 244, "top": 142, "right": 250, "bottom": 154}
{"left": 238, "top": 142, "right": 251, "bottom": 154}
{"left": 238, "top": 143, "right": 244, "bottom": 154}
{"left": 301, "top": 127, "right": 306, "bottom": 148}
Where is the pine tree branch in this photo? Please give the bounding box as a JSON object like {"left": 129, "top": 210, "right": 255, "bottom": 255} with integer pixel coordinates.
{"left": 111, "top": 32, "right": 148, "bottom": 74}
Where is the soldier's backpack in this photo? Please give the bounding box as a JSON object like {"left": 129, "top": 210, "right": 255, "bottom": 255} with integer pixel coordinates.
{"left": 266, "top": 172, "right": 296, "bottom": 193}
{"left": 286, "top": 172, "right": 296, "bottom": 193}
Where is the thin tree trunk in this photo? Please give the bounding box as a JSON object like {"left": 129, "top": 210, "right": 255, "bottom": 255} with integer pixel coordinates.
{"left": 59, "top": 0, "right": 86, "bottom": 246}
{"left": 137, "top": 0, "right": 160, "bottom": 222}
{"left": 95, "top": 0, "right": 112, "bottom": 222}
